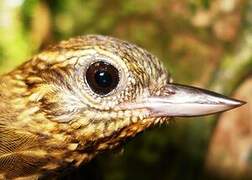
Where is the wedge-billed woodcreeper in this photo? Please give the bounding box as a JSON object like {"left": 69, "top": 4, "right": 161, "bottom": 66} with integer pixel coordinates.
{"left": 0, "top": 35, "right": 244, "bottom": 179}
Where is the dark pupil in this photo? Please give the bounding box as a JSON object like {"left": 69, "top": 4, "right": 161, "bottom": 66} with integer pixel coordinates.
{"left": 86, "top": 61, "right": 119, "bottom": 95}
{"left": 95, "top": 71, "right": 112, "bottom": 88}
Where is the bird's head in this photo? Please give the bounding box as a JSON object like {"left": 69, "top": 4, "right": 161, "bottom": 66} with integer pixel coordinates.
{"left": 12, "top": 35, "right": 244, "bottom": 158}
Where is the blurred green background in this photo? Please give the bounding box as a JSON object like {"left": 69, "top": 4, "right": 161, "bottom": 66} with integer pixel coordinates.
{"left": 1, "top": 0, "right": 252, "bottom": 179}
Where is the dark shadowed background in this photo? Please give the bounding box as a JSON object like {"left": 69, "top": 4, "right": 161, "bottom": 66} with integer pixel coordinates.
{"left": 0, "top": 0, "right": 252, "bottom": 179}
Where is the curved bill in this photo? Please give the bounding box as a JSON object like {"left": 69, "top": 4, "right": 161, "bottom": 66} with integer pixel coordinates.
{"left": 120, "top": 83, "right": 246, "bottom": 117}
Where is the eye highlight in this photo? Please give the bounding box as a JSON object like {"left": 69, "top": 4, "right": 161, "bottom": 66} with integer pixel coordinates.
{"left": 86, "top": 61, "right": 119, "bottom": 95}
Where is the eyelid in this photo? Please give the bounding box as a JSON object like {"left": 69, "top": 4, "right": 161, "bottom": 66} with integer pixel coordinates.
{"left": 72, "top": 54, "right": 129, "bottom": 110}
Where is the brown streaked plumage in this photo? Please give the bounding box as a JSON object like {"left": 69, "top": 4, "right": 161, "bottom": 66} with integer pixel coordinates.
{"left": 0, "top": 35, "right": 244, "bottom": 179}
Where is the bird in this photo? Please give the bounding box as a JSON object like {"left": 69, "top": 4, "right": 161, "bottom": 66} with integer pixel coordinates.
{"left": 0, "top": 35, "right": 244, "bottom": 180}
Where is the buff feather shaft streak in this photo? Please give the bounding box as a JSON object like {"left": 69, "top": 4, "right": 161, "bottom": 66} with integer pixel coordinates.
{"left": 0, "top": 35, "right": 244, "bottom": 179}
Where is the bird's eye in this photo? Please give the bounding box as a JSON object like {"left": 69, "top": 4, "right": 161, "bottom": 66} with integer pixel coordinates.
{"left": 86, "top": 61, "right": 119, "bottom": 95}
